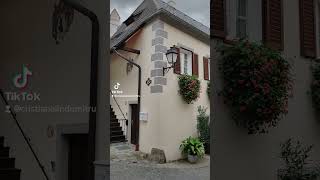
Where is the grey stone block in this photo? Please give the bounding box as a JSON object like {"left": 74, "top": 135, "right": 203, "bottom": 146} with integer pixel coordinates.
{"left": 152, "top": 37, "right": 164, "bottom": 46}
{"left": 152, "top": 21, "right": 164, "bottom": 31}
{"left": 150, "top": 85, "right": 163, "bottom": 93}
{"left": 154, "top": 61, "right": 167, "bottom": 69}
{"left": 148, "top": 148, "right": 166, "bottom": 164}
{"left": 151, "top": 69, "right": 163, "bottom": 77}
{"left": 154, "top": 77, "right": 167, "bottom": 85}
{"left": 151, "top": 53, "right": 163, "bottom": 61}
{"left": 155, "top": 45, "right": 167, "bottom": 53}
{"left": 155, "top": 29, "right": 168, "bottom": 39}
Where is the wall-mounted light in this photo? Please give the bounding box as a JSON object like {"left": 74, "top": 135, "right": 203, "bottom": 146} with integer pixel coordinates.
{"left": 163, "top": 46, "right": 178, "bottom": 76}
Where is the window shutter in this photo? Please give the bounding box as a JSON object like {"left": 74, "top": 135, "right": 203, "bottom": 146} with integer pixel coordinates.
{"left": 203, "top": 57, "right": 209, "bottom": 80}
{"left": 211, "top": 0, "right": 226, "bottom": 38}
{"left": 192, "top": 53, "right": 199, "bottom": 76}
{"left": 262, "top": 0, "right": 284, "bottom": 50}
{"left": 174, "top": 48, "right": 181, "bottom": 74}
{"left": 299, "top": 0, "right": 316, "bottom": 58}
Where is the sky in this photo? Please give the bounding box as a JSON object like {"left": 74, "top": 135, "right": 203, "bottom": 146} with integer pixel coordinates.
{"left": 110, "top": 0, "right": 210, "bottom": 27}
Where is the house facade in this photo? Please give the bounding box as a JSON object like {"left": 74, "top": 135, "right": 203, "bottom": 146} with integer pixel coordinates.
{"left": 211, "top": 0, "right": 320, "bottom": 179}
{"left": 110, "top": 0, "right": 210, "bottom": 161}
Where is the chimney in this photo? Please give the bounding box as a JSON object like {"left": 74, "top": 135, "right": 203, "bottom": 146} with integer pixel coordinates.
{"left": 168, "top": 0, "right": 176, "bottom": 8}
{"left": 110, "top": 9, "right": 120, "bottom": 37}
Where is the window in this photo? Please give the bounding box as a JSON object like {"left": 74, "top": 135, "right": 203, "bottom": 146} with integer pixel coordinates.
{"left": 180, "top": 48, "right": 193, "bottom": 75}
{"left": 226, "top": 0, "right": 262, "bottom": 41}
{"left": 236, "top": 0, "right": 248, "bottom": 38}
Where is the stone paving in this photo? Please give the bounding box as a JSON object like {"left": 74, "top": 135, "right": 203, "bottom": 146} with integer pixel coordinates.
{"left": 110, "top": 142, "right": 210, "bottom": 180}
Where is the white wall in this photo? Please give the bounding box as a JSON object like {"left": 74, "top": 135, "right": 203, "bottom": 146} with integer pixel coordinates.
{"left": 212, "top": 0, "right": 320, "bottom": 179}
{"left": 110, "top": 22, "right": 163, "bottom": 155}
{"left": 159, "top": 22, "right": 210, "bottom": 161}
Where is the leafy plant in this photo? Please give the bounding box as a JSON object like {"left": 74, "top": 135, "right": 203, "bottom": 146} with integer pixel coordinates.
{"left": 311, "top": 63, "right": 320, "bottom": 110}
{"left": 180, "top": 136, "right": 205, "bottom": 158}
{"left": 279, "top": 139, "right": 320, "bottom": 180}
{"left": 178, "top": 74, "right": 201, "bottom": 104}
{"left": 207, "top": 82, "right": 210, "bottom": 98}
{"left": 197, "top": 106, "right": 210, "bottom": 154}
{"left": 217, "top": 40, "right": 292, "bottom": 134}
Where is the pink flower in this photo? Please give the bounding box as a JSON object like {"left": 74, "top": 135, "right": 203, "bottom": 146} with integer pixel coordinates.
{"left": 240, "top": 106, "right": 247, "bottom": 112}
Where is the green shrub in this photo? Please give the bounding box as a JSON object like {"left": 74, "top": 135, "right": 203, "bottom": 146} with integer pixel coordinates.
{"left": 207, "top": 82, "right": 210, "bottom": 98}
{"left": 197, "top": 106, "right": 210, "bottom": 154}
{"left": 180, "top": 136, "right": 205, "bottom": 158}
{"left": 311, "top": 63, "right": 320, "bottom": 110}
{"left": 279, "top": 139, "right": 320, "bottom": 180}
{"left": 178, "top": 74, "right": 201, "bottom": 104}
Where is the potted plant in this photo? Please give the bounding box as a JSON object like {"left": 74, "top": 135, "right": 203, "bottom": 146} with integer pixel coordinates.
{"left": 180, "top": 136, "right": 205, "bottom": 163}
{"left": 278, "top": 139, "right": 320, "bottom": 180}
{"left": 197, "top": 106, "right": 210, "bottom": 154}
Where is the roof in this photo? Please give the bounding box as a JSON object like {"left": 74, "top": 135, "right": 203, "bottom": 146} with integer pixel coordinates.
{"left": 110, "top": 0, "right": 210, "bottom": 49}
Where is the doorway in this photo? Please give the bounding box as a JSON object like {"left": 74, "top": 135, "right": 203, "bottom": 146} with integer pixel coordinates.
{"left": 67, "top": 134, "right": 89, "bottom": 180}
{"left": 130, "top": 104, "right": 139, "bottom": 145}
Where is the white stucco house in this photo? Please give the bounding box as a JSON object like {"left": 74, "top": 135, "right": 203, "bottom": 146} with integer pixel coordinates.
{"left": 110, "top": 0, "right": 210, "bottom": 161}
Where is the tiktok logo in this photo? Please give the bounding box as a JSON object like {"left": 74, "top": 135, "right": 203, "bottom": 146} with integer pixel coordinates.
{"left": 13, "top": 65, "right": 32, "bottom": 89}
{"left": 114, "top": 83, "right": 120, "bottom": 90}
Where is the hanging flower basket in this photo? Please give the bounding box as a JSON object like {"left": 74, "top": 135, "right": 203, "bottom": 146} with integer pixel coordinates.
{"left": 178, "top": 74, "right": 201, "bottom": 104}
{"left": 217, "top": 40, "right": 292, "bottom": 134}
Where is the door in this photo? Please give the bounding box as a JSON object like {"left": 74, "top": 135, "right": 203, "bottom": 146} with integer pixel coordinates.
{"left": 130, "top": 104, "right": 139, "bottom": 144}
{"left": 68, "top": 134, "right": 89, "bottom": 180}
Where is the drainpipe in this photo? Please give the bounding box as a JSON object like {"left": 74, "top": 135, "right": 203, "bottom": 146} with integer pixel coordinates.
{"left": 112, "top": 48, "right": 141, "bottom": 151}
{"left": 63, "top": 0, "right": 99, "bottom": 179}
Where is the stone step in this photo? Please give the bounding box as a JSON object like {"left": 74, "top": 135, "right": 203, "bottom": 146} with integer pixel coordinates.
{"left": 0, "top": 168, "right": 21, "bottom": 180}
{"left": 111, "top": 126, "right": 122, "bottom": 132}
{"left": 0, "top": 158, "right": 15, "bottom": 169}
{"left": 0, "top": 147, "right": 9, "bottom": 158}
{"left": 111, "top": 135, "right": 126, "bottom": 143}
{"left": 0, "top": 137, "right": 3, "bottom": 148}
{"left": 111, "top": 122, "right": 120, "bottom": 127}
{"left": 111, "top": 131, "right": 124, "bottom": 136}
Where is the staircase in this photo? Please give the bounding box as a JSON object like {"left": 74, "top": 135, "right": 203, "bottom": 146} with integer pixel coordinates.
{"left": 0, "top": 136, "right": 21, "bottom": 180}
{"left": 110, "top": 106, "right": 127, "bottom": 143}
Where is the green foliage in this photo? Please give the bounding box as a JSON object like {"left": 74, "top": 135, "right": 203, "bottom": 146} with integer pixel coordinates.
{"left": 197, "top": 106, "right": 210, "bottom": 154}
{"left": 217, "top": 40, "right": 292, "bottom": 134}
{"left": 197, "top": 106, "right": 210, "bottom": 144}
{"left": 178, "top": 74, "right": 201, "bottom": 104}
{"left": 279, "top": 139, "right": 320, "bottom": 180}
{"left": 180, "top": 136, "right": 205, "bottom": 158}
{"left": 207, "top": 82, "right": 210, "bottom": 98}
{"left": 311, "top": 64, "right": 320, "bottom": 110}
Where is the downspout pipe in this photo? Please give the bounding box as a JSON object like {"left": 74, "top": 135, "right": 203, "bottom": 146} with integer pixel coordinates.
{"left": 63, "top": 0, "right": 99, "bottom": 179}
{"left": 112, "top": 48, "right": 141, "bottom": 151}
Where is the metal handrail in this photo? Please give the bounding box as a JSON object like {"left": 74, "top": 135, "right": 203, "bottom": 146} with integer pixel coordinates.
{"left": 109, "top": 90, "right": 127, "bottom": 121}
{"left": 0, "top": 89, "right": 49, "bottom": 180}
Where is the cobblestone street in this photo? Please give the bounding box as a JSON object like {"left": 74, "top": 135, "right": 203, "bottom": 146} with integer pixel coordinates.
{"left": 110, "top": 143, "right": 210, "bottom": 180}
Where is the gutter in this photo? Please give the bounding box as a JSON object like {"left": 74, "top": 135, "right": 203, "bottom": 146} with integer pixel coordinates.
{"left": 111, "top": 48, "right": 141, "bottom": 151}
{"left": 63, "top": 0, "right": 99, "bottom": 179}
